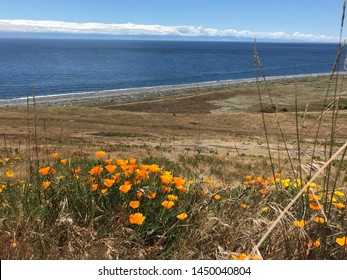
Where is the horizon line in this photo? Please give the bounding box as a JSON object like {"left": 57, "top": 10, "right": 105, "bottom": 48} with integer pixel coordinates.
{"left": 0, "top": 34, "right": 341, "bottom": 44}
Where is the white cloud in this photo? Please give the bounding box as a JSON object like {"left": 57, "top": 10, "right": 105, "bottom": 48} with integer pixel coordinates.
{"left": 0, "top": 19, "right": 338, "bottom": 41}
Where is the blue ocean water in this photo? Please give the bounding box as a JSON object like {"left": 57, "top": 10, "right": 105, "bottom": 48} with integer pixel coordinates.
{"left": 0, "top": 38, "right": 342, "bottom": 100}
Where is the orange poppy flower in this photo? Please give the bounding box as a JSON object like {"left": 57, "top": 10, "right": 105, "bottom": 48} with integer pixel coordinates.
{"left": 293, "top": 220, "right": 306, "bottom": 227}
{"left": 71, "top": 168, "right": 81, "bottom": 179}
{"left": 147, "top": 192, "right": 156, "bottom": 199}
{"left": 176, "top": 213, "right": 188, "bottom": 220}
{"left": 314, "top": 217, "right": 325, "bottom": 224}
{"left": 250, "top": 254, "right": 262, "bottom": 260}
{"left": 160, "top": 172, "right": 172, "bottom": 184}
{"left": 239, "top": 203, "right": 247, "bottom": 209}
{"left": 336, "top": 237, "right": 347, "bottom": 246}
{"left": 52, "top": 153, "right": 59, "bottom": 159}
{"left": 232, "top": 253, "right": 247, "bottom": 260}
{"left": 161, "top": 186, "right": 172, "bottom": 193}
{"left": 135, "top": 169, "right": 149, "bottom": 181}
{"left": 96, "top": 151, "right": 105, "bottom": 158}
{"left": 139, "top": 164, "right": 149, "bottom": 171}
{"left": 148, "top": 164, "right": 161, "bottom": 173}
{"left": 5, "top": 170, "right": 14, "bottom": 178}
{"left": 256, "top": 177, "right": 263, "bottom": 183}
{"left": 119, "top": 181, "right": 132, "bottom": 193}
{"left": 42, "top": 181, "right": 51, "bottom": 189}
{"left": 91, "top": 184, "right": 98, "bottom": 191}
{"left": 71, "top": 168, "right": 81, "bottom": 174}
{"left": 129, "top": 213, "right": 145, "bottom": 225}
{"left": 162, "top": 200, "right": 175, "bottom": 209}
{"left": 205, "top": 178, "right": 212, "bottom": 184}
{"left": 39, "top": 166, "right": 51, "bottom": 175}
{"left": 178, "top": 186, "right": 187, "bottom": 194}
{"left": 129, "top": 201, "right": 140, "bottom": 209}
{"left": 105, "top": 165, "right": 117, "bottom": 173}
{"left": 136, "top": 191, "right": 143, "bottom": 199}
{"left": 49, "top": 168, "right": 56, "bottom": 175}
{"left": 333, "top": 202, "right": 345, "bottom": 209}
{"left": 115, "top": 158, "right": 125, "bottom": 166}
{"left": 214, "top": 194, "right": 221, "bottom": 200}
{"left": 309, "top": 202, "right": 323, "bottom": 211}
{"left": 173, "top": 177, "right": 186, "bottom": 188}
{"left": 167, "top": 194, "right": 178, "bottom": 201}
{"left": 88, "top": 166, "right": 103, "bottom": 176}
{"left": 60, "top": 159, "right": 67, "bottom": 166}
{"left": 104, "top": 159, "right": 113, "bottom": 165}
{"left": 260, "top": 189, "right": 270, "bottom": 195}
{"left": 103, "top": 179, "right": 115, "bottom": 188}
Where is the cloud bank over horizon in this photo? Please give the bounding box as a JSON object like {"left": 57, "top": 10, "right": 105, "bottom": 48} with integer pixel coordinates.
{"left": 0, "top": 19, "right": 338, "bottom": 42}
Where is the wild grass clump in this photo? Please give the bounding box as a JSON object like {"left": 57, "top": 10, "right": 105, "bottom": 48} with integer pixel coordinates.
{"left": 185, "top": 172, "right": 346, "bottom": 260}
{"left": 1, "top": 147, "right": 346, "bottom": 259}
{"left": 0, "top": 149, "right": 227, "bottom": 259}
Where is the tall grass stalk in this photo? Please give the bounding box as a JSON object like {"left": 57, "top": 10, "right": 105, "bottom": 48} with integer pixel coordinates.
{"left": 26, "top": 90, "right": 31, "bottom": 160}
{"left": 253, "top": 40, "right": 276, "bottom": 181}
{"left": 32, "top": 87, "right": 39, "bottom": 165}
{"left": 253, "top": 40, "right": 295, "bottom": 177}
{"left": 249, "top": 142, "right": 347, "bottom": 259}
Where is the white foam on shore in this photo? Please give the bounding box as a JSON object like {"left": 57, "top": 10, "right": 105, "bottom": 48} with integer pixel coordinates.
{"left": 0, "top": 72, "right": 330, "bottom": 107}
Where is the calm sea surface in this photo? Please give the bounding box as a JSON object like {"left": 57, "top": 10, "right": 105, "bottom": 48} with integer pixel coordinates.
{"left": 0, "top": 38, "right": 342, "bottom": 99}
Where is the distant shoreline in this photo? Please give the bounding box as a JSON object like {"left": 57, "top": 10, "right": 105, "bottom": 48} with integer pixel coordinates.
{"left": 0, "top": 72, "right": 330, "bottom": 108}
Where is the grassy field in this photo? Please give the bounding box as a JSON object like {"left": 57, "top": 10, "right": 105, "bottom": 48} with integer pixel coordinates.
{"left": 0, "top": 74, "right": 347, "bottom": 259}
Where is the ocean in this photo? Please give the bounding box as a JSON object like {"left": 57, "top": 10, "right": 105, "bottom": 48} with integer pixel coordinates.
{"left": 0, "top": 38, "right": 342, "bottom": 100}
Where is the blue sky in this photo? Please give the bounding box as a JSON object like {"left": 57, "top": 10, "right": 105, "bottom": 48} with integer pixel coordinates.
{"left": 0, "top": 0, "right": 345, "bottom": 41}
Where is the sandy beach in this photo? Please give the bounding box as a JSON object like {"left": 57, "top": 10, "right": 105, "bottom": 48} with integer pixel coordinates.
{"left": 0, "top": 73, "right": 329, "bottom": 107}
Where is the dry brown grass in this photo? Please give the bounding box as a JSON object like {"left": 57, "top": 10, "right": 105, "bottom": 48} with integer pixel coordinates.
{"left": 0, "top": 75, "right": 345, "bottom": 167}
